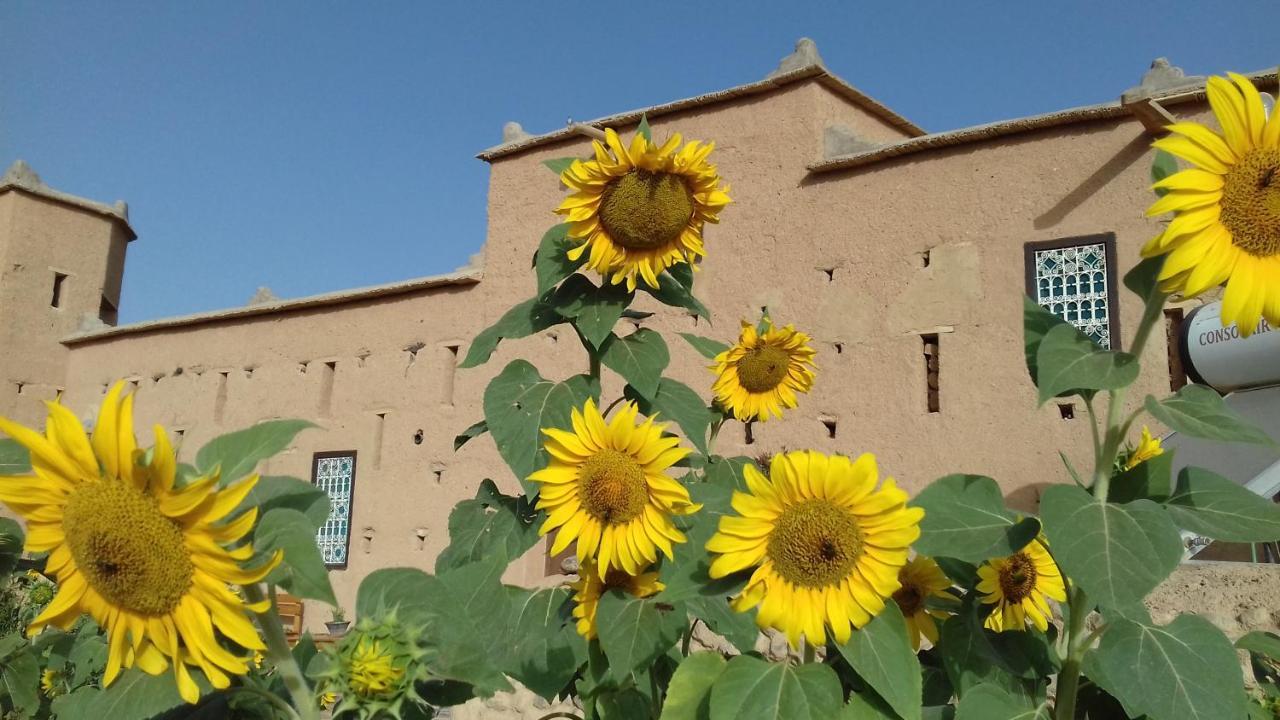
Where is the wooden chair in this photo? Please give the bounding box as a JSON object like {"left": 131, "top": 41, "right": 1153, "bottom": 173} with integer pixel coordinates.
{"left": 276, "top": 592, "right": 305, "bottom": 646}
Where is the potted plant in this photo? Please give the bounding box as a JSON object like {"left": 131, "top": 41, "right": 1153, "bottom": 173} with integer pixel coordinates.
{"left": 324, "top": 606, "right": 349, "bottom": 636}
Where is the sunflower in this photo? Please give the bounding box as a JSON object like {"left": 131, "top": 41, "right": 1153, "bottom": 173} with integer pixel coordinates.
{"left": 40, "top": 668, "right": 62, "bottom": 698}
{"left": 706, "top": 450, "right": 924, "bottom": 648}
{"left": 569, "top": 557, "right": 664, "bottom": 639}
{"left": 711, "top": 319, "right": 817, "bottom": 423}
{"left": 976, "top": 539, "right": 1066, "bottom": 632}
{"left": 892, "top": 556, "right": 958, "bottom": 650}
{"left": 1123, "top": 426, "right": 1165, "bottom": 471}
{"left": 0, "top": 382, "right": 281, "bottom": 703}
{"left": 347, "top": 638, "right": 405, "bottom": 698}
{"left": 531, "top": 399, "right": 698, "bottom": 578}
{"left": 555, "top": 128, "right": 731, "bottom": 290}
{"left": 1144, "top": 73, "right": 1280, "bottom": 336}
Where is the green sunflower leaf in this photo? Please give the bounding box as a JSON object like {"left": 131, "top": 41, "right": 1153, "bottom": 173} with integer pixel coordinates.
{"left": 235, "top": 475, "right": 330, "bottom": 534}
{"left": 1164, "top": 465, "right": 1280, "bottom": 542}
{"left": 534, "top": 224, "right": 584, "bottom": 295}
{"left": 453, "top": 418, "right": 489, "bottom": 451}
{"left": 662, "top": 652, "right": 729, "bottom": 720}
{"left": 51, "top": 667, "right": 206, "bottom": 720}
{"left": 954, "top": 684, "right": 1050, "bottom": 720}
{"left": 0, "top": 518, "right": 24, "bottom": 578}
{"left": 669, "top": 262, "right": 697, "bottom": 291}
{"left": 482, "top": 361, "right": 599, "bottom": 497}
{"left": 255, "top": 507, "right": 337, "bottom": 605}
{"left": 503, "top": 586, "right": 584, "bottom": 699}
{"left": 435, "top": 479, "right": 539, "bottom": 573}
{"left": 937, "top": 611, "right": 1038, "bottom": 703}
{"left": 910, "top": 474, "right": 1039, "bottom": 564}
{"left": 1092, "top": 614, "right": 1246, "bottom": 720}
{"left": 1039, "top": 485, "right": 1182, "bottom": 616}
{"left": 679, "top": 332, "right": 731, "bottom": 360}
{"left": 195, "top": 419, "right": 316, "bottom": 486}
{"left": 596, "top": 590, "right": 686, "bottom": 684}
{"left": 543, "top": 157, "right": 577, "bottom": 176}
{"left": 636, "top": 114, "right": 652, "bottom": 141}
{"left": 419, "top": 557, "right": 515, "bottom": 696}
{"left": 0, "top": 645, "right": 39, "bottom": 716}
{"left": 0, "top": 438, "right": 31, "bottom": 474}
{"left": 624, "top": 378, "right": 713, "bottom": 456}
{"left": 550, "top": 274, "right": 633, "bottom": 349}
{"left": 1237, "top": 631, "right": 1280, "bottom": 659}
{"left": 1150, "top": 149, "right": 1179, "bottom": 197}
{"left": 356, "top": 567, "right": 434, "bottom": 622}
{"left": 644, "top": 270, "right": 711, "bottom": 321}
{"left": 836, "top": 602, "right": 922, "bottom": 720}
{"left": 601, "top": 328, "right": 670, "bottom": 400}
{"left": 708, "top": 655, "right": 843, "bottom": 720}
{"left": 1144, "top": 384, "right": 1276, "bottom": 446}
{"left": 459, "top": 295, "right": 564, "bottom": 369}
{"left": 1022, "top": 297, "right": 1070, "bottom": 390}
{"left": 1123, "top": 255, "right": 1166, "bottom": 302}
{"left": 1035, "top": 323, "right": 1139, "bottom": 404}
{"left": 657, "top": 480, "right": 748, "bottom": 619}
{"left": 1108, "top": 448, "right": 1176, "bottom": 503}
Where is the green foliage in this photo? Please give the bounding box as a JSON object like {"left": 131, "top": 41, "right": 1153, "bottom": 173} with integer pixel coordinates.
{"left": 910, "top": 475, "right": 1040, "bottom": 564}
{"left": 1108, "top": 448, "right": 1176, "bottom": 503}
{"left": 459, "top": 295, "right": 565, "bottom": 368}
{"left": 0, "top": 519, "right": 24, "bottom": 579}
{"left": 678, "top": 332, "right": 730, "bottom": 360}
{"left": 836, "top": 603, "right": 922, "bottom": 720}
{"left": 708, "top": 656, "right": 843, "bottom": 720}
{"left": 435, "top": 479, "right": 539, "bottom": 572}
{"left": 0, "top": 439, "right": 31, "bottom": 474}
{"left": 600, "top": 328, "right": 670, "bottom": 400}
{"left": 504, "top": 586, "right": 585, "bottom": 698}
{"left": 1040, "top": 486, "right": 1182, "bottom": 617}
{"left": 1150, "top": 149, "right": 1179, "bottom": 197}
{"left": 1091, "top": 614, "right": 1247, "bottom": 720}
{"left": 1034, "top": 322, "right": 1139, "bottom": 403}
{"left": 256, "top": 507, "right": 338, "bottom": 604}
{"left": 624, "top": 378, "right": 714, "bottom": 455}
{"left": 637, "top": 114, "right": 652, "bottom": 141}
{"left": 543, "top": 157, "right": 578, "bottom": 175}
{"left": 551, "top": 274, "right": 635, "bottom": 349}
{"left": 453, "top": 418, "right": 489, "bottom": 451}
{"left": 51, "top": 668, "right": 203, "bottom": 720}
{"left": 954, "top": 685, "right": 1050, "bottom": 720}
{"left": 236, "top": 474, "right": 330, "bottom": 532}
{"left": 1164, "top": 466, "right": 1280, "bottom": 541}
{"left": 1144, "top": 384, "right": 1276, "bottom": 446}
{"left": 482, "top": 360, "right": 599, "bottom": 497}
{"left": 644, "top": 270, "right": 711, "bottom": 320}
{"left": 596, "top": 589, "right": 687, "bottom": 683}
{"left": 662, "top": 652, "right": 727, "bottom": 720}
{"left": 195, "top": 419, "right": 315, "bottom": 485}
{"left": 1021, "top": 297, "right": 1069, "bottom": 389}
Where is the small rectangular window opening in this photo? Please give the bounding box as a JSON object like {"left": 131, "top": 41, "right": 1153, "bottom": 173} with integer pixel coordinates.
{"left": 50, "top": 273, "right": 68, "bottom": 308}
{"left": 922, "top": 334, "right": 940, "bottom": 413}
{"left": 319, "top": 361, "right": 337, "bottom": 416}
{"left": 441, "top": 345, "right": 460, "bottom": 406}
{"left": 214, "top": 371, "right": 229, "bottom": 424}
{"left": 1164, "top": 309, "right": 1188, "bottom": 392}
{"left": 821, "top": 417, "right": 837, "bottom": 439}
{"left": 1058, "top": 403, "right": 1075, "bottom": 420}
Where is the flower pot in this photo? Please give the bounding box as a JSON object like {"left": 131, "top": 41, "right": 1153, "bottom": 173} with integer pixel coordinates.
{"left": 325, "top": 621, "right": 350, "bottom": 636}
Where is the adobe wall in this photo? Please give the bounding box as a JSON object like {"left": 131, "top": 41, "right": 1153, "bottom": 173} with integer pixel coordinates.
{"left": 51, "top": 83, "right": 1232, "bottom": 627}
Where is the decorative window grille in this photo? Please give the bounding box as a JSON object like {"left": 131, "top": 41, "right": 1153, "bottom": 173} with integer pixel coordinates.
{"left": 312, "top": 452, "right": 356, "bottom": 568}
{"left": 1025, "top": 235, "right": 1120, "bottom": 350}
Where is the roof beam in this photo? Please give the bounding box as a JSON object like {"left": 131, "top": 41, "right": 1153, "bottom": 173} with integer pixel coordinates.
{"left": 1123, "top": 97, "right": 1176, "bottom": 134}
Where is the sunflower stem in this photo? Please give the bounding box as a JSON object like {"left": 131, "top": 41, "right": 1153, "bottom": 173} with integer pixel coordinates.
{"left": 681, "top": 619, "right": 699, "bottom": 656}
{"left": 1055, "top": 585, "right": 1091, "bottom": 720}
{"left": 244, "top": 583, "right": 319, "bottom": 720}
{"left": 706, "top": 418, "right": 724, "bottom": 457}
{"left": 649, "top": 667, "right": 662, "bottom": 718}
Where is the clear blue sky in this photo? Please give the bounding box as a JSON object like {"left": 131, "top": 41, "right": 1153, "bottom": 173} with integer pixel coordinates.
{"left": 2, "top": 2, "right": 1277, "bottom": 323}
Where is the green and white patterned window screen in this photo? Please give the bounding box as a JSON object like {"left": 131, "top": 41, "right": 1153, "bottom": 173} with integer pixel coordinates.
{"left": 312, "top": 452, "right": 356, "bottom": 568}
{"left": 1030, "top": 239, "right": 1115, "bottom": 349}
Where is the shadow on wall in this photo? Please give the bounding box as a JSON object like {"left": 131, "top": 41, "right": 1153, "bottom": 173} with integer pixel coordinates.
{"left": 1033, "top": 132, "right": 1150, "bottom": 229}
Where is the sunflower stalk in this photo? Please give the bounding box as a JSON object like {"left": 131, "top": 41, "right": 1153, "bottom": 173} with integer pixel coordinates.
{"left": 244, "top": 583, "right": 319, "bottom": 720}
